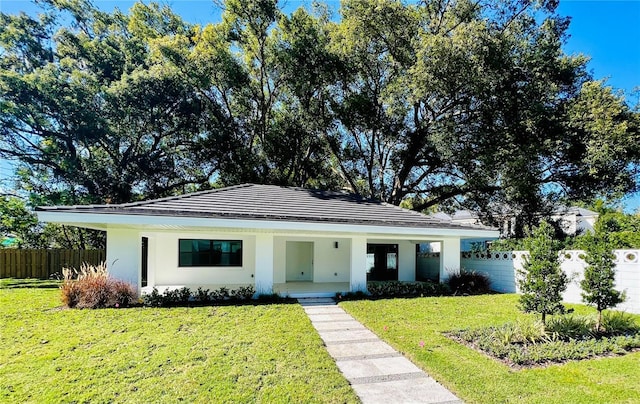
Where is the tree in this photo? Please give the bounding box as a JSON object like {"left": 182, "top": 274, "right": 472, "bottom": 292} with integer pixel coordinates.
{"left": 0, "top": 196, "right": 40, "bottom": 248}
{"left": 324, "top": 0, "right": 639, "bottom": 225}
{"left": 580, "top": 220, "right": 625, "bottom": 330}
{"left": 518, "top": 220, "right": 568, "bottom": 324}
{"left": 0, "top": 195, "right": 104, "bottom": 249}
{"left": 584, "top": 203, "right": 640, "bottom": 249}
{"left": 0, "top": 1, "right": 214, "bottom": 205}
{"left": 1, "top": 0, "right": 638, "bottom": 219}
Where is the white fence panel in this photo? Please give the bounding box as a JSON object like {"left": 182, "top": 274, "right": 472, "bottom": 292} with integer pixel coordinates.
{"left": 457, "top": 249, "right": 640, "bottom": 314}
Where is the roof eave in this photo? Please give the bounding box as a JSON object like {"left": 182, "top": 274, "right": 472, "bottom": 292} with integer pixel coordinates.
{"left": 37, "top": 211, "right": 499, "bottom": 238}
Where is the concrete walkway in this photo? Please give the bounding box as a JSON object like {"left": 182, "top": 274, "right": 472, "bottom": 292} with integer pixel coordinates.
{"left": 299, "top": 298, "right": 463, "bottom": 404}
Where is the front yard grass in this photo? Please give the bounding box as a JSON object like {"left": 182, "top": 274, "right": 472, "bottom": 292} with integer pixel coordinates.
{"left": 1, "top": 281, "right": 358, "bottom": 403}
{"left": 340, "top": 294, "right": 640, "bottom": 404}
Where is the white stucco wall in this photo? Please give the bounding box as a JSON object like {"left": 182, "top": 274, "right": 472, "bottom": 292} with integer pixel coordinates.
{"left": 273, "top": 236, "right": 351, "bottom": 284}
{"left": 460, "top": 251, "right": 523, "bottom": 293}
{"left": 461, "top": 250, "right": 640, "bottom": 314}
{"left": 147, "top": 231, "right": 257, "bottom": 288}
{"left": 105, "top": 226, "right": 489, "bottom": 296}
{"left": 106, "top": 228, "right": 140, "bottom": 289}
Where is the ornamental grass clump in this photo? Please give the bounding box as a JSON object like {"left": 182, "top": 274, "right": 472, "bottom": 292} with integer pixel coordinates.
{"left": 60, "top": 262, "right": 137, "bottom": 309}
{"left": 545, "top": 315, "right": 596, "bottom": 341}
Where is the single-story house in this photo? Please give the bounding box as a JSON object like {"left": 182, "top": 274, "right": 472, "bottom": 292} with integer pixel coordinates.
{"left": 36, "top": 184, "right": 498, "bottom": 297}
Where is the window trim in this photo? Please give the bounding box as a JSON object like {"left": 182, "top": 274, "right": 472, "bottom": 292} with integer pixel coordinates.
{"left": 178, "top": 239, "right": 243, "bottom": 268}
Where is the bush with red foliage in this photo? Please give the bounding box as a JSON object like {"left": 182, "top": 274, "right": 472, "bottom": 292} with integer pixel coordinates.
{"left": 60, "top": 263, "right": 137, "bottom": 309}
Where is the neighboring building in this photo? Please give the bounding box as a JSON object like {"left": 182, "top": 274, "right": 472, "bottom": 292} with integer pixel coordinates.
{"left": 550, "top": 207, "right": 598, "bottom": 236}
{"left": 36, "top": 184, "right": 497, "bottom": 297}
{"left": 427, "top": 206, "right": 599, "bottom": 251}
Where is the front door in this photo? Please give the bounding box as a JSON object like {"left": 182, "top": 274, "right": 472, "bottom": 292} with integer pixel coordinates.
{"left": 366, "top": 244, "right": 399, "bottom": 281}
{"left": 286, "top": 241, "right": 314, "bottom": 282}
{"left": 141, "top": 237, "right": 148, "bottom": 287}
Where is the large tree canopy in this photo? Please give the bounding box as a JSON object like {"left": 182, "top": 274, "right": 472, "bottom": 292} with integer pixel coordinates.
{"left": 1, "top": 0, "right": 638, "bottom": 229}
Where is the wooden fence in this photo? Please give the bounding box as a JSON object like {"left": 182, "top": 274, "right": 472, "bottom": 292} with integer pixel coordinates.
{"left": 0, "top": 249, "right": 106, "bottom": 279}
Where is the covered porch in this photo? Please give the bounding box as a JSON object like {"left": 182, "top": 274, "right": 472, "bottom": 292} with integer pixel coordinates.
{"left": 256, "top": 233, "right": 467, "bottom": 297}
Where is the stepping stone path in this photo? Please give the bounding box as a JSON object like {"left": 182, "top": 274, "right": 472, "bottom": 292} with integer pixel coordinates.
{"left": 299, "top": 298, "right": 463, "bottom": 404}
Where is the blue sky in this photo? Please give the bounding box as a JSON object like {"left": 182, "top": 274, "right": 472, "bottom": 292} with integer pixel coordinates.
{"left": 1, "top": 0, "right": 639, "bottom": 210}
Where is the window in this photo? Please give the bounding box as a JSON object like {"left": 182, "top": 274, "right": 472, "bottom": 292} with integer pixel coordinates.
{"left": 179, "top": 239, "right": 242, "bottom": 267}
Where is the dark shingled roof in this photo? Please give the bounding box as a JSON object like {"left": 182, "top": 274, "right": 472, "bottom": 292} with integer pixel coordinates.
{"left": 36, "top": 184, "right": 490, "bottom": 230}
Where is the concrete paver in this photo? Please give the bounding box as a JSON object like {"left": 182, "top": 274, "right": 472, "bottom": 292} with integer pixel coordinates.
{"left": 306, "top": 313, "right": 355, "bottom": 322}
{"left": 312, "top": 320, "right": 366, "bottom": 331}
{"left": 352, "top": 378, "right": 463, "bottom": 404}
{"left": 298, "top": 297, "right": 463, "bottom": 404}
{"left": 325, "top": 341, "right": 397, "bottom": 359}
{"left": 318, "top": 329, "right": 379, "bottom": 343}
{"left": 336, "top": 356, "right": 423, "bottom": 379}
{"left": 303, "top": 306, "right": 347, "bottom": 314}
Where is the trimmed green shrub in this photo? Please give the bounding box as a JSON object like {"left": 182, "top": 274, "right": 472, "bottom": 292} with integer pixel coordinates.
{"left": 447, "top": 269, "right": 491, "bottom": 295}
{"left": 367, "top": 281, "right": 450, "bottom": 299}
{"left": 211, "top": 287, "right": 229, "bottom": 301}
{"left": 256, "top": 293, "right": 291, "bottom": 303}
{"left": 141, "top": 285, "right": 257, "bottom": 307}
{"left": 142, "top": 287, "right": 164, "bottom": 307}
{"left": 518, "top": 220, "right": 568, "bottom": 324}
{"left": 337, "top": 281, "right": 450, "bottom": 300}
{"left": 230, "top": 285, "right": 256, "bottom": 300}
{"left": 581, "top": 221, "right": 626, "bottom": 330}
{"left": 194, "top": 287, "right": 213, "bottom": 303}
{"left": 336, "top": 290, "right": 368, "bottom": 301}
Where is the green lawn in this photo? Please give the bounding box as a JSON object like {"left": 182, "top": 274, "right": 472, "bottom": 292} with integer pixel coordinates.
{"left": 340, "top": 294, "right": 640, "bottom": 404}
{"left": 0, "top": 282, "right": 358, "bottom": 403}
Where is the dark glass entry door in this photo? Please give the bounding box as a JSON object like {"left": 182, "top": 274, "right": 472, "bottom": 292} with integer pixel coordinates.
{"left": 141, "top": 237, "right": 148, "bottom": 287}
{"left": 366, "top": 244, "right": 398, "bottom": 281}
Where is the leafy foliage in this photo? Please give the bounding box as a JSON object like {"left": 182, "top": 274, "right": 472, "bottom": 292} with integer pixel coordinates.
{"left": 452, "top": 316, "right": 640, "bottom": 366}
{"left": 0, "top": 0, "right": 638, "bottom": 222}
{"left": 518, "top": 220, "right": 568, "bottom": 324}
{"left": 141, "top": 285, "right": 256, "bottom": 307}
{"left": 366, "top": 281, "right": 450, "bottom": 299}
{"left": 0, "top": 195, "right": 40, "bottom": 247}
{"left": 337, "top": 281, "right": 450, "bottom": 300}
{"left": 580, "top": 206, "right": 640, "bottom": 249}
{"left": 545, "top": 314, "right": 596, "bottom": 341}
{"left": 447, "top": 269, "right": 491, "bottom": 295}
{"left": 600, "top": 311, "right": 639, "bottom": 336}
{"left": 581, "top": 220, "right": 626, "bottom": 330}
{"left": 0, "top": 1, "right": 216, "bottom": 206}
{"left": 0, "top": 195, "right": 104, "bottom": 248}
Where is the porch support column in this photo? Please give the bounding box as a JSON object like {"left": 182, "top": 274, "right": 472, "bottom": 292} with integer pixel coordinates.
{"left": 440, "top": 237, "right": 461, "bottom": 283}
{"left": 106, "top": 227, "right": 140, "bottom": 289}
{"left": 398, "top": 242, "right": 416, "bottom": 281}
{"left": 255, "top": 234, "right": 274, "bottom": 295}
{"left": 350, "top": 236, "right": 368, "bottom": 292}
